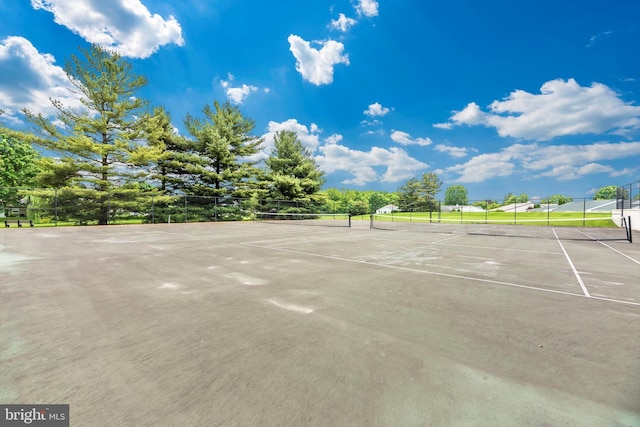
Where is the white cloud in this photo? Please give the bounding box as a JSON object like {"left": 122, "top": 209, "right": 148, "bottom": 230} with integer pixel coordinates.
{"left": 226, "top": 84, "right": 258, "bottom": 104}
{"left": 364, "top": 102, "right": 390, "bottom": 117}
{"left": 609, "top": 167, "right": 638, "bottom": 177}
{"left": 220, "top": 74, "right": 259, "bottom": 104}
{"left": 355, "top": 0, "right": 379, "bottom": 18}
{"left": 288, "top": 35, "right": 349, "bottom": 85}
{"left": 586, "top": 31, "right": 613, "bottom": 48}
{"left": 258, "top": 118, "right": 427, "bottom": 186}
{"left": 0, "top": 36, "right": 82, "bottom": 123}
{"left": 432, "top": 122, "right": 453, "bottom": 130}
{"left": 330, "top": 13, "right": 357, "bottom": 32}
{"left": 316, "top": 143, "right": 428, "bottom": 185}
{"left": 325, "top": 133, "right": 343, "bottom": 144}
{"left": 361, "top": 119, "right": 383, "bottom": 127}
{"left": 390, "top": 130, "right": 432, "bottom": 146}
{"left": 540, "top": 163, "right": 613, "bottom": 181}
{"left": 449, "top": 102, "right": 486, "bottom": 125}
{"left": 441, "top": 151, "right": 517, "bottom": 184}
{"left": 31, "top": 0, "right": 184, "bottom": 59}
{"left": 441, "top": 79, "right": 640, "bottom": 140}
{"left": 586, "top": 187, "right": 598, "bottom": 196}
{"left": 435, "top": 144, "right": 469, "bottom": 158}
{"left": 439, "top": 141, "right": 640, "bottom": 183}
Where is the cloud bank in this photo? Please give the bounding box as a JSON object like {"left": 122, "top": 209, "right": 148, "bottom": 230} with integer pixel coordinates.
{"left": 438, "top": 141, "right": 640, "bottom": 183}
{"left": 0, "top": 36, "right": 80, "bottom": 123}
{"left": 438, "top": 79, "right": 640, "bottom": 140}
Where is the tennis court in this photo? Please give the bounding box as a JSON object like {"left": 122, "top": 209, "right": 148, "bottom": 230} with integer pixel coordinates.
{"left": 1, "top": 220, "right": 639, "bottom": 426}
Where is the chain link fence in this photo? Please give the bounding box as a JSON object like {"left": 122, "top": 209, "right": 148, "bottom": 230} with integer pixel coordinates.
{"left": 387, "top": 197, "right": 619, "bottom": 226}
{"left": 0, "top": 186, "right": 629, "bottom": 227}
{"left": 0, "top": 187, "right": 340, "bottom": 226}
{"left": 618, "top": 179, "right": 640, "bottom": 212}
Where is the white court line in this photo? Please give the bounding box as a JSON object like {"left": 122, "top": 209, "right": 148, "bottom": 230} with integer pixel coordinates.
{"left": 241, "top": 242, "right": 640, "bottom": 307}
{"left": 576, "top": 230, "right": 640, "bottom": 266}
{"left": 431, "top": 234, "right": 466, "bottom": 244}
{"left": 552, "top": 229, "right": 591, "bottom": 297}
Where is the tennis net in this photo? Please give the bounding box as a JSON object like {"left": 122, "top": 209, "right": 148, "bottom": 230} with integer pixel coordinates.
{"left": 254, "top": 212, "right": 352, "bottom": 227}
{"left": 370, "top": 214, "right": 632, "bottom": 242}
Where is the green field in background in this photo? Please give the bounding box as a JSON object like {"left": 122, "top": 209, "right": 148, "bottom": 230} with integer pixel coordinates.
{"left": 366, "top": 211, "right": 617, "bottom": 227}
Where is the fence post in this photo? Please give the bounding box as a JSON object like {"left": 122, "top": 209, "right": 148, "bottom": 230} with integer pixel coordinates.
{"left": 54, "top": 188, "right": 58, "bottom": 227}
{"left": 547, "top": 199, "right": 550, "bottom": 226}
{"left": 151, "top": 196, "right": 155, "bottom": 224}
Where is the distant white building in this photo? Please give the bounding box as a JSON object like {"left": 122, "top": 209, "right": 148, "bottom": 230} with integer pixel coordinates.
{"left": 376, "top": 204, "right": 399, "bottom": 214}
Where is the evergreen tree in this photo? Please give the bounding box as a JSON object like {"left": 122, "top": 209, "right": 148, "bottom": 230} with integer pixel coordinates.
{"left": 264, "top": 130, "right": 325, "bottom": 208}
{"left": 143, "top": 106, "right": 190, "bottom": 193}
{"left": 397, "top": 172, "right": 442, "bottom": 211}
{"left": 23, "top": 45, "right": 154, "bottom": 224}
{"left": 397, "top": 177, "right": 421, "bottom": 210}
{"left": 182, "top": 101, "right": 262, "bottom": 198}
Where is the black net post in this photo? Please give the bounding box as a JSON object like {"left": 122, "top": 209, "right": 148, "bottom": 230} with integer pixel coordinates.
{"left": 54, "top": 188, "right": 58, "bottom": 227}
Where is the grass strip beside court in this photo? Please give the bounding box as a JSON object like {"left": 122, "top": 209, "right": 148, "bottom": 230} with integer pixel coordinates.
{"left": 366, "top": 211, "right": 618, "bottom": 227}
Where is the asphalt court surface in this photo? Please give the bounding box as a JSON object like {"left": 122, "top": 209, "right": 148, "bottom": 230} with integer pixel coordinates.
{"left": 1, "top": 222, "right": 639, "bottom": 426}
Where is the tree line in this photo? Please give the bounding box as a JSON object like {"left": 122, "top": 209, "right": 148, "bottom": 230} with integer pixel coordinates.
{"left": 0, "top": 45, "right": 628, "bottom": 224}
{"left": 1, "top": 45, "right": 327, "bottom": 224}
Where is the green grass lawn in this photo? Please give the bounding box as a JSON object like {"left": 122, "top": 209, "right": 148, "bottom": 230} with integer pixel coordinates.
{"left": 3, "top": 211, "right": 619, "bottom": 228}
{"left": 365, "top": 211, "right": 617, "bottom": 227}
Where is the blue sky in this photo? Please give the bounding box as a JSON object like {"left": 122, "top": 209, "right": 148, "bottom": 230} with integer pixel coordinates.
{"left": 1, "top": 0, "right": 640, "bottom": 200}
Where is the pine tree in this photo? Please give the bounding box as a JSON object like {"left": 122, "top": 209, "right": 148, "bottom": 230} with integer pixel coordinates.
{"left": 23, "top": 45, "right": 154, "bottom": 224}
{"left": 264, "top": 130, "right": 325, "bottom": 209}
{"left": 397, "top": 172, "right": 442, "bottom": 211}
{"left": 143, "top": 106, "right": 190, "bottom": 193}
{"left": 182, "top": 101, "right": 262, "bottom": 198}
